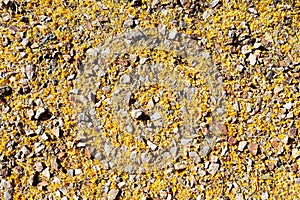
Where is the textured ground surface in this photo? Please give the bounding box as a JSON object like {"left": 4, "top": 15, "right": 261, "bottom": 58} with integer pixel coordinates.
{"left": 1, "top": 0, "right": 300, "bottom": 199}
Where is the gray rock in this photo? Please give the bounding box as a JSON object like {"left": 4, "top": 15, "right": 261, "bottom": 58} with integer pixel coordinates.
{"left": 168, "top": 29, "right": 178, "bottom": 40}
{"left": 123, "top": 19, "right": 134, "bottom": 28}
{"left": 131, "top": 109, "right": 143, "bottom": 119}
{"left": 150, "top": 112, "right": 161, "bottom": 121}
{"left": 4, "top": 189, "right": 13, "bottom": 200}
{"left": 199, "top": 145, "right": 212, "bottom": 156}
{"left": 181, "top": 138, "right": 193, "bottom": 146}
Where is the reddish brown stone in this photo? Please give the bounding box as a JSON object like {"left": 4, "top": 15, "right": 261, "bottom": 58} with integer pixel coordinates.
{"left": 228, "top": 136, "right": 237, "bottom": 145}
{"left": 248, "top": 143, "right": 258, "bottom": 155}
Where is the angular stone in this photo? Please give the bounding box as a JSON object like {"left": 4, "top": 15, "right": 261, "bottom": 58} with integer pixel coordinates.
{"left": 208, "top": 163, "right": 219, "bottom": 175}
{"left": 238, "top": 141, "right": 247, "bottom": 151}
{"left": 199, "top": 145, "right": 212, "bottom": 157}
{"left": 107, "top": 189, "right": 120, "bottom": 200}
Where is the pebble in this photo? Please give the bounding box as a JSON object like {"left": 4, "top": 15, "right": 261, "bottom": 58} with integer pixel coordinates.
{"left": 261, "top": 192, "right": 269, "bottom": 200}
{"left": 248, "top": 143, "right": 258, "bottom": 155}
{"left": 150, "top": 112, "right": 161, "bottom": 121}
{"left": 131, "top": 109, "right": 143, "bottom": 119}
{"left": 174, "top": 163, "right": 186, "bottom": 170}
{"left": 107, "top": 189, "right": 120, "bottom": 200}
{"left": 35, "top": 162, "right": 44, "bottom": 172}
{"left": 121, "top": 74, "right": 131, "bottom": 84}
{"left": 123, "top": 19, "right": 134, "bottom": 28}
{"left": 238, "top": 141, "right": 247, "bottom": 151}
{"left": 180, "top": 138, "right": 193, "bottom": 146}
{"left": 189, "top": 151, "right": 201, "bottom": 164}
{"left": 34, "top": 142, "right": 45, "bottom": 154}
{"left": 241, "top": 45, "right": 252, "bottom": 55}
{"left": 210, "top": 0, "right": 220, "bottom": 8}
{"left": 147, "top": 140, "right": 157, "bottom": 151}
{"left": 168, "top": 29, "right": 178, "bottom": 40}
{"left": 211, "top": 155, "right": 218, "bottom": 163}
{"left": 283, "top": 102, "right": 293, "bottom": 110}
{"left": 228, "top": 136, "right": 237, "bottom": 145}
{"left": 51, "top": 157, "right": 60, "bottom": 170}
{"left": 199, "top": 145, "right": 212, "bottom": 157}
{"left": 274, "top": 85, "right": 284, "bottom": 94}
{"left": 41, "top": 167, "right": 51, "bottom": 179}
{"left": 292, "top": 149, "right": 300, "bottom": 159}
{"left": 207, "top": 163, "right": 219, "bottom": 175}
{"left": 52, "top": 127, "right": 61, "bottom": 138}
{"left": 4, "top": 190, "right": 13, "bottom": 200}
{"left": 248, "top": 53, "right": 257, "bottom": 66}
{"left": 295, "top": 178, "right": 300, "bottom": 184}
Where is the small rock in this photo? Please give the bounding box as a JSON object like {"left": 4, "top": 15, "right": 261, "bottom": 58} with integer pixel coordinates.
{"left": 181, "top": 138, "right": 193, "bottom": 146}
{"left": 21, "top": 38, "right": 30, "bottom": 46}
{"left": 228, "top": 136, "right": 237, "bottom": 145}
{"left": 199, "top": 145, "right": 212, "bottom": 157}
{"left": 274, "top": 85, "right": 284, "bottom": 94}
{"left": 35, "top": 162, "right": 44, "bottom": 172}
{"left": 278, "top": 134, "right": 289, "bottom": 144}
{"left": 266, "top": 71, "right": 274, "bottom": 80}
{"left": 77, "top": 142, "right": 86, "bottom": 148}
{"left": 248, "top": 143, "right": 258, "bottom": 155}
{"left": 217, "top": 123, "right": 227, "bottom": 135}
{"left": 121, "top": 74, "right": 131, "bottom": 84}
{"left": 289, "top": 128, "right": 298, "bottom": 138}
{"left": 248, "top": 53, "right": 257, "bottom": 66}
{"left": 150, "top": 112, "right": 161, "bottom": 121}
{"left": 85, "top": 146, "right": 96, "bottom": 159}
{"left": 248, "top": 7, "right": 258, "bottom": 15}
{"left": 241, "top": 45, "right": 252, "bottom": 55}
{"left": 41, "top": 168, "right": 50, "bottom": 179}
{"left": 34, "top": 143, "right": 45, "bottom": 154}
{"left": 107, "top": 189, "right": 120, "bottom": 200}
{"left": 123, "top": 19, "right": 134, "bottom": 28}
{"left": 261, "top": 192, "right": 269, "bottom": 200}
{"left": 52, "top": 127, "right": 61, "bottom": 138}
{"left": 283, "top": 102, "right": 293, "bottom": 110}
{"left": 210, "top": 0, "right": 221, "bottom": 8}
{"left": 28, "top": 172, "right": 39, "bottom": 186}
{"left": 131, "top": 109, "right": 143, "bottom": 119}
{"left": 238, "top": 141, "right": 247, "bottom": 151}
{"left": 25, "top": 126, "right": 35, "bottom": 136}
{"left": 67, "top": 169, "right": 74, "bottom": 177}
{"left": 254, "top": 42, "right": 262, "bottom": 49}
{"left": 270, "top": 138, "right": 279, "bottom": 149}
{"left": 174, "top": 163, "right": 186, "bottom": 170}
{"left": 168, "top": 29, "right": 178, "bottom": 40}
{"left": 211, "top": 155, "right": 219, "bottom": 163}
{"left": 189, "top": 151, "right": 201, "bottom": 164}
{"left": 35, "top": 107, "right": 47, "bottom": 120}
{"left": 292, "top": 149, "right": 300, "bottom": 159}
{"left": 74, "top": 169, "right": 82, "bottom": 175}
{"left": 295, "top": 178, "right": 300, "bottom": 184}
{"left": 236, "top": 193, "right": 244, "bottom": 200}
{"left": 4, "top": 189, "right": 13, "bottom": 200}
{"left": 207, "top": 163, "right": 219, "bottom": 175}
{"left": 51, "top": 157, "right": 60, "bottom": 170}
{"left": 41, "top": 133, "right": 49, "bottom": 141}
{"left": 147, "top": 140, "right": 157, "bottom": 151}
{"left": 221, "top": 145, "right": 228, "bottom": 156}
